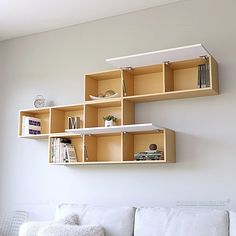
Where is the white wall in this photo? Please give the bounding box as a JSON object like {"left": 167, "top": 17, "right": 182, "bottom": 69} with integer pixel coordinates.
{"left": 0, "top": 0, "right": 236, "bottom": 220}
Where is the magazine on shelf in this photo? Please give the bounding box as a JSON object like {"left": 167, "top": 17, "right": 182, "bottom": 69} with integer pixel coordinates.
{"left": 22, "top": 116, "right": 41, "bottom": 135}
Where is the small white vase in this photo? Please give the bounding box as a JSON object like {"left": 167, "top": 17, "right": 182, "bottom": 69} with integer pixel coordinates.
{"left": 105, "top": 120, "right": 114, "bottom": 127}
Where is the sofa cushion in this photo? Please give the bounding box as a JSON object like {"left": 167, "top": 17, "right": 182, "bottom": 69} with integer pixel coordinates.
{"left": 38, "top": 224, "right": 104, "bottom": 236}
{"left": 19, "top": 221, "right": 51, "bottom": 236}
{"left": 134, "top": 207, "right": 228, "bottom": 236}
{"left": 55, "top": 204, "right": 135, "bottom": 236}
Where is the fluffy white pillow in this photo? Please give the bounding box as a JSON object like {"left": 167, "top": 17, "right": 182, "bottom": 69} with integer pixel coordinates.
{"left": 55, "top": 214, "right": 79, "bottom": 225}
{"left": 19, "top": 214, "right": 79, "bottom": 236}
{"left": 38, "top": 224, "right": 105, "bottom": 236}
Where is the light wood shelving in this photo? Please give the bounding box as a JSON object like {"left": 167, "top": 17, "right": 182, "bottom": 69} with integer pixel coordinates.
{"left": 18, "top": 44, "right": 219, "bottom": 165}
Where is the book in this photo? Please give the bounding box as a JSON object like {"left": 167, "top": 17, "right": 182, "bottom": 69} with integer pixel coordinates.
{"left": 66, "top": 144, "right": 77, "bottom": 163}
{"left": 123, "top": 79, "right": 127, "bottom": 96}
{"left": 198, "top": 63, "right": 210, "bottom": 88}
{"left": 22, "top": 116, "right": 41, "bottom": 135}
{"left": 51, "top": 138, "right": 72, "bottom": 163}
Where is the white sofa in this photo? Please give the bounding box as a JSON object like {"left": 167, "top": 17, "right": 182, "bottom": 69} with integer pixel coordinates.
{"left": 20, "top": 204, "right": 235, "bottom": 236}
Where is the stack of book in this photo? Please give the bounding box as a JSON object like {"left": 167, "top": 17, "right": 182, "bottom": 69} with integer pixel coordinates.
{"left": 22, "top": 116, "right": 41, "bottom": 135}
{"left": 134, "top": 150, "right": 164, "bottom": 161}
{"left": 198, "top": 63, "right": 210, "bottom": 88}
{"left": 51, "top": 138, "right": 77, "bottom": 163}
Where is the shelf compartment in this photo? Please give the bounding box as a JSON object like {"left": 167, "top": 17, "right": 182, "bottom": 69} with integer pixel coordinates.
{"left": 84, "top": 134, "right": 122, "bottom": 162}
{"left": 84, "top": 70, "right": 122, "bottom": 101}
{"left": 18, "top": 108, "right": 50, "bottom": 138}
{"left": 122, "top": 129, "right": 175, "bottom": 163}
{"left": 123, "top": 64, "right": 164, "bottom": 96}
{"left": 50, "top": 104, "right": 84, "bottom": 134}
{"left": 49, "top": 134, "right": 84, "bottom": 164}
{"left": 84, "top": 100, "right": 122, "bottom": 128}
{"left": 164, "top": 58, "right": 210, "bottom": 92}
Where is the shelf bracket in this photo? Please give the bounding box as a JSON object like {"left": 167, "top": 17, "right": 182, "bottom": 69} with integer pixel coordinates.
{"left": 163, "top": 61, "right": 170, "bottom": 65}
{"left": 121, "top": 66, "right": 134, "bottom": 71}
{"left": 200, "top": 55, "right": 209, "bottom": 61}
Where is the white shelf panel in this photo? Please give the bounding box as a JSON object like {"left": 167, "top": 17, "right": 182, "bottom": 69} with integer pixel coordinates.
{"left": 106, "top": 44, "right": 210, "bottom": 68}
{"left": 65, "top": 123, "right": 163, "bottom": 135}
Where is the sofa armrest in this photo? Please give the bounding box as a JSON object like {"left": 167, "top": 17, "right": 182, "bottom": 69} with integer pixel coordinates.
{"left": 19, "top": 221, "right": 51, "bottom": 236}
{"left": 230, "top": 211, "right": 236, "bottom": 236}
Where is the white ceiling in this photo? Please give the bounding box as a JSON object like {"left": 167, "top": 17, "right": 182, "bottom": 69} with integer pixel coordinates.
{"left": 0, "top": 0, "right": 181, "bottom": 41}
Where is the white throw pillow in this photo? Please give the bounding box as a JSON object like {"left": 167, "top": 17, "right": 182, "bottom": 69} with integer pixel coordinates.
{"left": 19, "top": 214, "right": 79, "bottom": 236}
{"left": 55, "top": 214, "right": 79, "bottom": 225}
{"left": 38, "top": 224, "right": 104, "bottom": 236}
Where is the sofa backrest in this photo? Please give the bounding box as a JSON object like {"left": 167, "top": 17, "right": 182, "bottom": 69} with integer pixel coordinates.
{"left": 134, "top": 207, "right": 229, "bottom": 236}
{"left": 55, "top": 204, "right": 135, "bottom": 236}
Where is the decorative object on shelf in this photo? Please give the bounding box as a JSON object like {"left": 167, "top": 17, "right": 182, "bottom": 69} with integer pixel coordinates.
{"left": 104, "top": 90, "right": 116, "bottom": 97}
{"left": 134, "top": 143, "right": 164, "bottom": 161}
{"left": 89, "top": 90, "right": 118, "bottom": 100}
{"left": 68, "top": 117, "right": 80, "bottom": 129}
{"left": 33, "top": 95, "right": 46, "bottom": 108}
{"left": 103, "top": 115, "right": 117, "bottom": 127}
{"left": 149, "top": 143, "right": 157, "bottom": 150}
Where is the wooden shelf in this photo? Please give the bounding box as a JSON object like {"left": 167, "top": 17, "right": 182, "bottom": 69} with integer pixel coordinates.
{"left": 49, "top": 134, "right": 84, "bottom": 164}
{"left": 85, "top": 100, "right": 122, "bottom": 128}
{"left": 18, "top": 108, "right": 50, "bottom": 138}
{"left": 122, "top": 129, "right": 175, "bottom": 163}
{"left": 84, "top": 69, "right": 122, "bottom": 102}
{"left": 123, "top": 64, "right": 164, "bottom": 96}
{"left": 19, "top": 44, "right": 220, "bottom": 165}
{"left": 50, "top": 104, "right": 84, "bottom": 134}
{"left": 84, "top": 134, "right": 122, "bottom": 163}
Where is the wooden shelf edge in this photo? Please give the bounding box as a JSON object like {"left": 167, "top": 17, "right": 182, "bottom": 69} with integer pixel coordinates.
{"left": 124, "top": 88, "right": 218, "bottom": 103}
{"left": 18, "top": 134, "right": 49, "bottom": 139}
{"left": 84, "top": 97, "right": 122, "bottom": 105}
{"left": 49, "top": 160, "right": 174, "bottom": 165}
{"left": 49, "top": 133, "right": 82, "bottom": 138}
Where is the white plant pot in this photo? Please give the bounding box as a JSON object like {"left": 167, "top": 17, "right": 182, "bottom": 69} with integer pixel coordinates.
{"left": 105, "top": 120, "right": 114, "bottom": 127}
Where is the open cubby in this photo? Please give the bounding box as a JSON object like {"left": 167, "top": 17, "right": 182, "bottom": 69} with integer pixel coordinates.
{"left": 19, "top": 108, "right": 50, "bottom": 138}
{"left": 85, "top": 70, "right": 122, "bottom": 101}
{"left": 123, "top": 64, "right": 164, "bottom": 96}
{"left": 85, "top": 100, "right": 122, "bottom": 128}
{"left": 84, "top": 134, "right": 122, "bottom": 163}
{"left": 122, "top": 129, "right": 175, "bottom": 163}
{"left": 49, "top": 134, "right": 84, "bottom": 164}
{"left": 50, "top": 104, "right": 84, "bottom": 134}
{"left": 164, "top": 58, "right": 209, "bottom": 92}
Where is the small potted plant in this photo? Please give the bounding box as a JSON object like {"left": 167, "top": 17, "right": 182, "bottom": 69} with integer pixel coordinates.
{"left": 103, "top": 115, "right": 117, "bottom": 127}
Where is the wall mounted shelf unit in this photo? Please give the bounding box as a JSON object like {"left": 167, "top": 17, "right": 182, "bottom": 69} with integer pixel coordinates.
{"left": 106, "top": 44, "right": 218, "bottom": 103}
{"left": 18, "top": 44, "right": 219, "bottom": 166}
